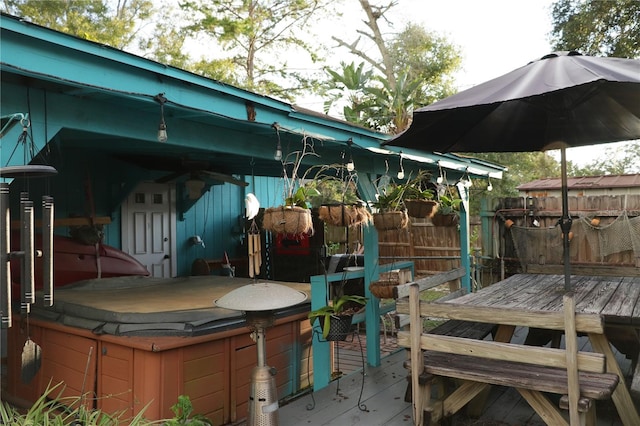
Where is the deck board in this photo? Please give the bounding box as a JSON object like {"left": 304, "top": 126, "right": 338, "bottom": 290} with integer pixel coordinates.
{"left": 272, "top": 328, "right": 636, "bottom": 426}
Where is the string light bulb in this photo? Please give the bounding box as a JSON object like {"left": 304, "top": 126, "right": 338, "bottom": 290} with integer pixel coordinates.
{"left": 436, "top": 162, "right": 444, "bottom": 184}
{"left": 274, "top": 140, "right": 282, "bottom": 161}
{"left": 346, "top": 157, "right": 355, "bottom": 172}
{"left": 465, "top": 176, "right": 473, "bottom": 188}
{"left": 157, "top": 122, "right": 167, "bottom": 143}
{"left": 345, "top": 138, "right": 355, "bottom": 172}
{"left": 154, "top": 93, "right": 168, "bottom": 143}
{"left": 397, "top": 151, "right": 405, "bottom": 179}
{"left": 273, "top": 123, "right": 282, "bottom": 161}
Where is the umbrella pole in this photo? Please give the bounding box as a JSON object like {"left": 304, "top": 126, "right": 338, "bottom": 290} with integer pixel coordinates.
{"left": 560, "top": 147, "right": 572, "bottom": 291}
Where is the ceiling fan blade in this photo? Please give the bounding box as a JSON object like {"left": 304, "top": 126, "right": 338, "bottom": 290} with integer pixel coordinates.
{"left": 200, "top": 170, "right": 248, "bottom": 187}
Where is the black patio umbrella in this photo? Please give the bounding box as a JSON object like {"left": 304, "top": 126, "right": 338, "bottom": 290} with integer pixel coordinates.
{"left": 385, "top": 51, "right": 640, "bottom": 290}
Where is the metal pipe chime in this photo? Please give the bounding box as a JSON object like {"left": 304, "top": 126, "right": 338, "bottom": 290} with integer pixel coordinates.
{"left": 20, "top": 192, "right": 35, "bottom": 312}
{"left": 0, "top": 185, "right": 55, "bottom": 323}
{"left": 1, "top": 183, "right": 12, "bottom": 328}
{"left": 42, "top": 196, "right": 54, "bottom": 306}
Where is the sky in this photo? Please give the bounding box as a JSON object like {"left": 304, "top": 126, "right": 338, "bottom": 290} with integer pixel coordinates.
{"left": 291, "top": 0, "right": 635, "bottom": 168}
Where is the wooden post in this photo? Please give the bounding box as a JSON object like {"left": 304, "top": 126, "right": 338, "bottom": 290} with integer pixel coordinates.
{"left": 409, "top": 284, "right": 425, "bottom": 426}
{"left": 364, "top": 223, "right": 381, "bottom": 367}
{"left": 563, "top": 293, "right": 580, "bottom": 426}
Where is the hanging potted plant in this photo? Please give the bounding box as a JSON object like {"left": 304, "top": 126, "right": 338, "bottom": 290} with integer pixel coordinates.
{"left": 306, "top": 165, "right": 372, "bottom": 228}
{"left": 402, "top": 170, "right": 438, "bottom": 218}
{"left": 308, "top": 294, "right": 368, "bottom": 341}
{"left": 431, "top": 193, "right": 462, "bottom": 226}
{"left": 262, "top": 136, "right": 320, "bottom": 235}
{"left": 371, "top": 184, "right": 409, "bottom": 231}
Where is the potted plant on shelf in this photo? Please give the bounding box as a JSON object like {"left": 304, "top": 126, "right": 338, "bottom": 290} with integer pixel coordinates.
{"left": 402, "top": 170, "right": 438, "bottom": 218}
{"left": 431, "top": 193, "right": 462, "bottom": 226}
{"left": 262, "top": 136, "right": 320, "bottom": 235}
{"left": 308, "top": 294, "right": 368, "bottom": 341}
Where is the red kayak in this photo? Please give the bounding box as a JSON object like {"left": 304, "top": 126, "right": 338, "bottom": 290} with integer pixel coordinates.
{"left": 9, "top": 232, "right": 149, "bottom": 298}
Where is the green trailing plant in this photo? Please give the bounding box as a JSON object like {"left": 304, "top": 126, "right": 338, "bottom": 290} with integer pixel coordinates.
{"left": 304, "top": 176, "right": 361, "bottom": 207}
{"left": 372, "top": 184, "right": 405, "bottom": 211}
{"left": 308, "top": 294, "right": 368, "bottom": 339}
{"left": 300, "top": 163, "right": 363, "bottom": 207}
{"left": 164, "top": 395, "right": 212, "bottom": 426}
{"left": 0, "top": 381, "right": 153, "bottom": 425}
{"left": 436, "top": 193, "right": 462, "bottom": 216}
{"left": 284, "top": 186, "right": 320, "bottom": 208}
{"left": 0, "top": 383, "right": 210, "bottom": 426}
{"left": 402, "top": 170, "right": 435, "bottom": 201}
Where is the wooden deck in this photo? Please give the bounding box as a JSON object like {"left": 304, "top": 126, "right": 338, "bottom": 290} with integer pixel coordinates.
{"left": 273, "top": 327, "right": 638, "bottom": 426}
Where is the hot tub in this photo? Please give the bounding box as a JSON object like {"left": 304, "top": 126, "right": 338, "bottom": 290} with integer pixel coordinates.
{"left": 6, "top": 275, "right": 312, "bottom": 424}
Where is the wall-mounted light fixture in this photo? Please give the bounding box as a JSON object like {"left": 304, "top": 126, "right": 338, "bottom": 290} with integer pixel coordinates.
{"left": 154, "top": 93, "right": 168, "bottom": 143}
{"left": 272, "top": 123, "right": 282, "bottom": 161}
{"left": 396, "top": 151, "right": 405, "bottom": 180}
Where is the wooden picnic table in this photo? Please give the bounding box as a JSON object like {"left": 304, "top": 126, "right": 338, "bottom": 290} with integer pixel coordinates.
{"left": 441, "top": 273, "right": 640, "bottom": 425}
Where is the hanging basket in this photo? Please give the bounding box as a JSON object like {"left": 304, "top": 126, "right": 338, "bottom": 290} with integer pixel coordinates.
{"left": 318, "top": 204, "right": 372, "bottom": 228}
{"left": 324, "top": 314, "right": 353, "bottom": 341}
{"left": 431, "top": 213, "right": 459, "bottom": 227}
{"left": 372, "top": 210, "right": 409, "bottom": 231}
{"left": 369, "top": 280, "right": 399, "bottom": 299}
{"left": 262, "top": 206, "right": 313, "bottom": 235}
{"left": 405, "top": 200, "right": 439, "bottom": 218}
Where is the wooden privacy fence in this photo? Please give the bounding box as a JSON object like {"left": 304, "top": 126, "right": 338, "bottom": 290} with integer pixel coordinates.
{"left": 324, "top": 194, "right": 639, "bottom": 283}
{"left": 489, "top": 194, "right": 640, "bottom": 274}
{"left": 375, "top": 216, "right": 482, "bottom": 276}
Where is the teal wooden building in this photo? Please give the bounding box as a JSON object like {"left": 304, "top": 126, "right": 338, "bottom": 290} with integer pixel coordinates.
{"left": 0, "top": 12, "right": 505, "bottom": 423}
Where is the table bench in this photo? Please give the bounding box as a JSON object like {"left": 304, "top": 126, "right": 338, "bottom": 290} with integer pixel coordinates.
{"left": 392, "top": 268, "right": 497, "bottom": 405}
{"left": 395, "top": 276, "right": 619, "bottom": 426}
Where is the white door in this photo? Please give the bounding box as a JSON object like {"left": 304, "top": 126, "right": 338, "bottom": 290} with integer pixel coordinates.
{"left": 121, "top": 182, "right": 176, "bottom": 277}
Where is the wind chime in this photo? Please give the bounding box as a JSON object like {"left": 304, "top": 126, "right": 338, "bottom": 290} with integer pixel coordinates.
{"left": 245, "top": 193, "right": 262, "bottom": 278}
{"left": 0, "top": 112, "right": 57, "bottom": 386}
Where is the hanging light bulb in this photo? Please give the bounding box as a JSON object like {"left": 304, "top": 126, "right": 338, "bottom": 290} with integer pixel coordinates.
{"left": 273, "top": 123, "right": 283, "bottom": 161}
{"left": 346, "top": 156, "right": 355, "bottom": 172}
{"left": 487, "top": 179, "right": 493, "bottom": 191}
{"left": 436, "top": 175, "right": 443, "bottom": 184}
{"left": 274, "top": 140, "right": 282, "bottom": 161}
{"left": 345, "top": 138, "right": 355, "bottom": 172}
{"left": 397, "top": 151, "right": 405, "bottom": 179}
{"left": 157, "top": 122, "right": 167, "bottom": 143}
{"left": 154, "top": 93, "right": 168, "bottom": 143}
{"left": 465, "top": 176, "right": 473, "bottom": 188}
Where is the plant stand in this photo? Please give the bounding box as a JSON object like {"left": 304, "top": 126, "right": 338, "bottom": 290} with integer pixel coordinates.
{"left": 308, "top": 319, "right": 367, "bottom": 413}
